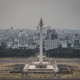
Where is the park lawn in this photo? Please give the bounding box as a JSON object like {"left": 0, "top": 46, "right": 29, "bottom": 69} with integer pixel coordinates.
{"left": 26, "top": 74, "right": 55, "bottom": 78}
{"left": 0, "top": 71, "right": 22, "bottom": 79}
{"left": 0, "top": 57, "right": 29, "bottom": 60}
{"left": 0, "top": 65, "right": 23, "bottom": 79}
{"left": 0, "top": 57, "right": 80, "bottom": 79}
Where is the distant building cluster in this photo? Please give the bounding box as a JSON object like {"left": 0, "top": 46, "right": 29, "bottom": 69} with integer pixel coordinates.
{"left": 0, "top": 26, "right": 80, "bottom": 50}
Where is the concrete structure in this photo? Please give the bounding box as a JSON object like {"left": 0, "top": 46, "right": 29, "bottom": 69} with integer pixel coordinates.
{"left": 7, "top": 41, "right": 13, "bottom": 48}
{"left": 28, "top": 45, "right": 36, "bottom": 49}
{"left": 23, "top": 18, "right": 59, "bottom": 73}
{"left": 47, "top": 29, "right": 58, "bottom": 40}
{"left": 45, "top": 39, "right": 59, "bottom": 49}
{"left": 60, "top": 40, "right": 67, "bottom": 48}
{"left": 18, "top": 31, "right": 28, "bottom": 49}
{"left": 39, "top": 18, "right": 44, "bottom": 63}
{"left": 12, "top": 39, "right": 19, "bottom": 49}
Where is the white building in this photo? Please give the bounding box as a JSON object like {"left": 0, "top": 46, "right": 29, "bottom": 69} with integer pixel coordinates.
{"left": 18, "top": 32, "right": 28, "bottom": 49}
{"left": 12, "top": 39, "right": 19, "bottom": 49}
{"left": 7, "top": 41, "right": 13, "bottom": 48}
{"left": 28, "top": 45, "right": 36, "bottom": 49}
{"left": 45, "top": 39, "right": 59, "bottom": 50}
{"left": 60, "top": 40, "right": 67, "bottom": 48}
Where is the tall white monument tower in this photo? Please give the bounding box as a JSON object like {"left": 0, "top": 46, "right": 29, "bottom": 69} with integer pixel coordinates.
{"left": 39, "top": 18, "right": 44, "bottom": 63}
{"left": 23, "top": 18, "right": 59, "bottom": 73}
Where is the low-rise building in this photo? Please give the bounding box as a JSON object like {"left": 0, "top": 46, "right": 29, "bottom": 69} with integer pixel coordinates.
{"left": 44, "top": 39, "right": 59, "bottom": 50}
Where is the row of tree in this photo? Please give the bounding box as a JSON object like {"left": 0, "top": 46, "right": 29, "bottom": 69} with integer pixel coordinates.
{"left": 46, "top": 48, "right": 80, "bottom": 58}
{"left": 0, "top": 42, "right": 80, "bottom": 58}
{"left": 0, "top": 48, "right": 35, "bottom": 57}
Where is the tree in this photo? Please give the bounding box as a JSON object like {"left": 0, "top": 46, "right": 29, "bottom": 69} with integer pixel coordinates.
{"left": 1, "top": 42, "right": 7, "bottom": 50}
{"left": 67, "top": 41, "right": 71, "bottom": 48}
{"left": 58, "top": 44, "right": 62, "bottom": 48}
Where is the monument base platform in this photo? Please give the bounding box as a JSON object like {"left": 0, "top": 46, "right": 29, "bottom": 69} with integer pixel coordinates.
{"left": 23, "top": 61, "right": 59, "bottom": 73}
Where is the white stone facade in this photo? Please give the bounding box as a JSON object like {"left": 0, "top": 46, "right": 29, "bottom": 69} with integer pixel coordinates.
{"left": 18, "top": 32, "right": 28, "bottom": 48}
{"left": 45, "top": 39, "right": 59, "bottom": 50}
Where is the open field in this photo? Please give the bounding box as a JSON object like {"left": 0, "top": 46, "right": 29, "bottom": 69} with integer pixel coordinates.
{"left": 0, "top": 57, "right": 80, "bottom": 79}
{"left": 0, "top": 57, "right": 80, "bottom": 64}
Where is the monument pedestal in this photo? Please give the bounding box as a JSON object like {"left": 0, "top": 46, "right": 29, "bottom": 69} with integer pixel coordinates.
{"left": 32, "top": 61, "right": 50, "bottom": 68}
{"left": 23, "top": 61, "right": 59, "bottom": 73}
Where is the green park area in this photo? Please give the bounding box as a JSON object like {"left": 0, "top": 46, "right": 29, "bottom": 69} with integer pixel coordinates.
{"left": 0, "top": 57, "right": 80, "bottom": 79}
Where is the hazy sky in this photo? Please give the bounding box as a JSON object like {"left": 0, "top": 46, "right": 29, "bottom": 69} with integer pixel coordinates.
{"left": 0, "top": 0, "right": 80, "bottom": 30}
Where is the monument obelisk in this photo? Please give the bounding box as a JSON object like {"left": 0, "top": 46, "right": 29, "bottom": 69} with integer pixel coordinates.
{"left": 23, "top": 18, "right": 59, "bottom": 73}
{"left": 39, "top": 18, "right": 44, "bottom": 63}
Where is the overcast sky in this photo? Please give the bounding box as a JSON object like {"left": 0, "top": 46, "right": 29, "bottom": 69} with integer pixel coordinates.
{"left": 0, "top": 0, "right": 80, "bottom": 30}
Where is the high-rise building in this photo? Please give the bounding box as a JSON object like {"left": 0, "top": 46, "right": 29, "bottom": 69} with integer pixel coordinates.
{"left": 47, "top": 29, "right": 58, "bottom": 40}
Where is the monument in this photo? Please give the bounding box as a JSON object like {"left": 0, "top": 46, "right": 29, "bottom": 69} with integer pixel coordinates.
{"left": 23, "top": 18, "right": 59, "bottom": 74}
{"left": 39, "top": 17, "right": 43, "bottom": 64}
{"left": 10, "top": 18, "right": 72, "bottom": 79}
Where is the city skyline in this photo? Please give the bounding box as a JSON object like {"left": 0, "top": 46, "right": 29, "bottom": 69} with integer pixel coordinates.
{"left": 0, "top": 0, "right": 80, "bottom": 30}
